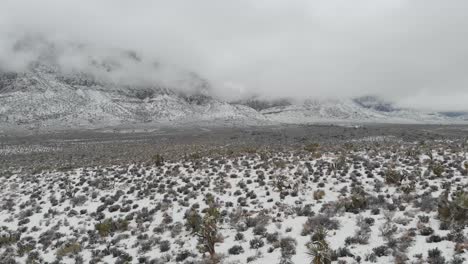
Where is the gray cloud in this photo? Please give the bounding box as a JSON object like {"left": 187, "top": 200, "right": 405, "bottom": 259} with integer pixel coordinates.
{"left": 1, "top": 0, "right": 468, "bottom": 111}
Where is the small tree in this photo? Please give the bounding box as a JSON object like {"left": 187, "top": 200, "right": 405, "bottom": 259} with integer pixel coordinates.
{"left": 190, "top": 194, "right": 221, "bottom": 261}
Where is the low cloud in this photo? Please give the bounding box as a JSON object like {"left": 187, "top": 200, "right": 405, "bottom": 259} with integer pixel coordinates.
{"left": 1, "top": 0, "right": 468, "bottom": 110}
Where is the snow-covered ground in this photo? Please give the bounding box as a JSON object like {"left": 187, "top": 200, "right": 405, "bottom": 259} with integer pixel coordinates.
{"left": 1, "top": 140, "right": 467, "bottom": 263}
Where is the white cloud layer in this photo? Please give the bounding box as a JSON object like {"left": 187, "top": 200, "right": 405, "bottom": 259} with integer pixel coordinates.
{"left": 1, "top": 0, "right": 468, "bottom": 111}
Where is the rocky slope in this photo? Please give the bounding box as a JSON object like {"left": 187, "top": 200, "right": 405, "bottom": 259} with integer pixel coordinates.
{"left": 0, "top": 63, "right": 467, "bottom": 131}
{"left": 260, "top": 97, "right": 468, "bottom": 124}
{"left": 0, "top": 65, "right": 266, "bottom": 131}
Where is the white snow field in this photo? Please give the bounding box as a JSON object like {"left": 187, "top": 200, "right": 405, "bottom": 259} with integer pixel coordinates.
{"left": 1, "top": 140, "right": 467, "bottom": 264}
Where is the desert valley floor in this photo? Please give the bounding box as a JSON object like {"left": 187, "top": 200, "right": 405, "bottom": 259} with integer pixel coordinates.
{"left": 1, "top": 124, "right": 468, "bottom": 264}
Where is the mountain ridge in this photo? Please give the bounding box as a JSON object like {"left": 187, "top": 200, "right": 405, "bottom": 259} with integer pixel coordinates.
{"left": 1, "top": 61, "right": 467, "bottom": 132}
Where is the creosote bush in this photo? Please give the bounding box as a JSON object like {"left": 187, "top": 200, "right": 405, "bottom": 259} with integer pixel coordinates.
{"left": 56, "top": 242, "right": 81, "bottom": 257}
{"left": 95, "top": 218, "right": 129, "bottom": 237}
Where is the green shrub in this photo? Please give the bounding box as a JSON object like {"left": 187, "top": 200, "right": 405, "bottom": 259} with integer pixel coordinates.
{"left": 432, "top": 163, "right": 445, "bottom": 177}
{"left": 438, "top": 190, "right": 468, "bottom": 224}
{"left": 95, "top": 218, "right": 129, "bottom": 237}
{"left": 304, "top": 143, "right": 320, "bottom": 153}
{"left": 344, "top": 187, "right": 368, "bottom": 212}
{"left": 313, "top": 190, "right": 325, "bottom": 200}
{"left": 56, "top": 242, "right": 81, "bottom": 257}
{"left": 0, "top": 230, "right": 20, "bottom": 247}
{"left": 152, "top": 154, "right": 164, "bottom": 166}
{"left": 385, "top": 169, "right": 403, "bottom": 185}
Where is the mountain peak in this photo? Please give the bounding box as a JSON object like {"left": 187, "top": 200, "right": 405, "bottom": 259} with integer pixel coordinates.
{"left": 353, "top": 95, "right": 398, "bottom": 113}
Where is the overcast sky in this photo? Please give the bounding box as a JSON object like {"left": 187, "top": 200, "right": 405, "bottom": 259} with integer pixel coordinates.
{"left": 1, "top": 0, "right": 468, "bottom": 111}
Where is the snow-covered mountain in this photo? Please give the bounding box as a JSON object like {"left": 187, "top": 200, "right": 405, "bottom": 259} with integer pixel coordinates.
{"left": 0, "top": 38, "right": 467, "bottom": 131}
{"left": 1, "top": 64, "right": 468, "bottom": 132}
{"left": 0, "top": 63, "right": 267, "bottom": 131}
{"left": 260, "top": 97, "right": 468, "bottom": 124}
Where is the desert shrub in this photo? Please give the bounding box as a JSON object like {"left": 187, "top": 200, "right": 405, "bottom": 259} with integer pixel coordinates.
{"left": 333, "top": 247, "right": 353, "bottom": 259}
{"left": 372, "top": 245, "right": 389, "bottom": 257}
{"left": 432, "top": 163, "right": 445, "bottom": 177}
{"left": 246, "top": 212, "right": 270, "bottom": 229}
{"left": 314, "top": 190, "right": 325, "bottom": 200}
{"left": 17, "top": 238, "right": 36, "bottom": 256}
{"left": 56, "top": 242, "right": 81, "bottom": 257}
{"left": 38, "top": 229, "right": 64, "bottom": 250}
{"left": 426, "top": 235, "right": 443, "bottom": 243}
{"left": 250, "top": 238, "right": 265, "bottom": 249}
{"left": 26, "top": 251, "right": 42, "bottom": 263}
{"left": 385, "top": 169, "right": 404, "bottom": 185}
{"left": 304, "top": 143, "right": 320, "bottom": 153}
{"left": 296, "top": 204, "right": 315, "bottom": 217}
{"left": 417, "top": 193, "right": 438, "bottom": 212}
{"left": 266, "top": 232, "right": 279, "bottom": 244}
{"left": 419, "top": 226, "right": 434, "bottom": 236}
{"left": 302, "top": 215, "right": 339, "bottom": 236}
{"left": 95, "top": 218, "right": 129, "bottom": 237}
{"left": 427, "top": 248, "right": 445, "bottom": 264}
{"left": 152, "top": 154, "right": 164, "bottom": 166}
{"left": 446, "top": 228, "right": 465, "bottom": 243}
{"left": 185, "top": 208, "right": 202, "bottom": 233}
{"left": 175, "top": 250, "right": 191, "bottom": 262}
{"left": 71, "top": 195, "right": 87, "bottom": 207}
{"left": 234, "top": 232, "right": 244, "bottom": 241}
{"left": 379, "top": 221, "right": 397, "bottom": 241}
{"left": 364, "top": 217, "right": 375, "bottom": 226}
{"left": 343, "top": 187, "right": 368, "bottom": 213}
{"left": 0, "top": 230, "right": 21, "bottom": 247}
{"left": 279, "top": 257, "right": 294, "bottom": 264}
{"left": 228, "top": 245, "right": 244, "bottom": 255}
{"left": 280, "top": 237, "right": 297, "bottom": 257}
{"left": 450, "top": 255, "right": 465, "bottom": 264}
{"left": 365, "top": 253, "right": 378, "bottom": 262}
{"left": 439, "top": 191, "right": 468, "bottom": 225}
{"left": 253, "top": 225, "right": 267, "bottom": 236}
{"left": 159, "top": 240, "right": 171, "bottom": 252}
{"left": 418, "top": 215, "right": 430, "bottom": 223}
{"left": 170, "top": 222, "right": 183, "bottom": 238}
{"left": 345, "top": 227, "right": 370, "bottom": 245}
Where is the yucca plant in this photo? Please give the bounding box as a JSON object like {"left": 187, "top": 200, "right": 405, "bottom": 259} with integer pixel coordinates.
{"left": 306, "top": 240, "right": 332, "bottom": 264}
{"left": 311, "top": 226, "right": 328, "bottom": 243}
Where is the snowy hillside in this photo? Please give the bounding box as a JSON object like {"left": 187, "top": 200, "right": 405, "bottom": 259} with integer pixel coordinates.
{"left": 261, "top": 97, "right": 468, "bottom": 125}
{"left": 0, "top": 65, "right": 266, "bottom": 131}
{"left": 0, "top": 59, "right": 467, "bottom": 131}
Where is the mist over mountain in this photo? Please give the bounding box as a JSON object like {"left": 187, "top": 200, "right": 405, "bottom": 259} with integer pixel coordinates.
{"left": 0, "top": 36, "right": 467, "bottom": 131}
{"left": 2, "top": 0, "right": 468, "bottom": 112}
{"left": 1, "top": 1, "right": 468, "bottom": 132}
